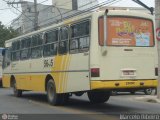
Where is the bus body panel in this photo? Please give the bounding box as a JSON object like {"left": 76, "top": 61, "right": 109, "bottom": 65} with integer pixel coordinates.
{"left": 65, "top": 53, "right": 90, "bottom": 93}
{"left": 99, "top": 47, "right": 156, "bottom": 80}
{"left": 2, "top": 75, "right": 10, "bottom": 87}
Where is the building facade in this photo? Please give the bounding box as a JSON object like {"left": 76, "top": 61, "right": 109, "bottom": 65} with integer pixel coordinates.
{"left": 52, "top": 0, "right": 99, "bottom": 10}
{"left": 12, "top": 0, "right": 149, "bottom": 34}
{"left": 11, "top": 1, "right": 70, "bottom": 34}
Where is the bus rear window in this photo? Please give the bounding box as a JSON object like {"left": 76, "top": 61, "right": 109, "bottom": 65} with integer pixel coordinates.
{"left": 99, "top": 17, "right": 154, "bottom": 47}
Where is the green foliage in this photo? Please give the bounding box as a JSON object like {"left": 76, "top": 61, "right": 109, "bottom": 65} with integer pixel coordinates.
{"left": 0, "top": 22, "right": 18, "bottom": 47}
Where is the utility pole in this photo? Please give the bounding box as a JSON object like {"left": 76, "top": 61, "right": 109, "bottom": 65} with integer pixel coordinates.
{"left": 34, "top": 0, "right": 39, "bottom": 30}
{"left": 155, "top": 0, "right": 160, "bottom": 99}
{"left": 7, "top": 0, "right": 39, "bottom": 31}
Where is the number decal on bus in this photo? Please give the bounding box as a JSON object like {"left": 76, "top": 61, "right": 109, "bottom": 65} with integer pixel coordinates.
{"left": 44, "top": 59, "right": 54, "bottom": 68}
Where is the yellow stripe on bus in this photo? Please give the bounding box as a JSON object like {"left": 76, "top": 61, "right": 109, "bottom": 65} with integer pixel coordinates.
{"left": 51, "top": 55, "right": 63, "bottom": 93}
{"left": 62, "top": 54, "right": 70, "bottom": 93}
{"left": 64, "top": 54, "right": 72, "bottom": 93}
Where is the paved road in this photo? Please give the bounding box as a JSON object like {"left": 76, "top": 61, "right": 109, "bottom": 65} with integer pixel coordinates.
{"left": 0, "top": 88, "right": 160, "bottom": 120}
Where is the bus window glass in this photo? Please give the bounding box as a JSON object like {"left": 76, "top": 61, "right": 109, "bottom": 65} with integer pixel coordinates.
{"left": 12, "top": 41, "right": 20, "bottom": 50}
{"left": 3, "top": 48, "right": 11, "bottom": 68}
{"left": 31, "top": 34, "right": 43, "bottom": 59}
{"left": 12, "top": 42, "right": 16, "bottom": 51}
{"left": 79, "top": 37, "right": 90, "bottom": 49}
{"left": 99, "top": 17, "right": 154, "bottom": 47}
{"left": 20, "top": 38, "right": 31, "bottom": 60}
{"left": 43, "top": 29, "right": 58, "bottom": 57}
{"left": 11, "top": 40, "right": 20, "bottom": 61}
{"left": 70, "top": 40, "right": 78, "bottom": 51}
{"left": 16, "top": 41, "right": 20, "bottom": 50}
{"left": 21, "top": 38, "right": 31, "bottom": 49}
{"left": 59, "top": 27, "right": 68, "bottom": 54}
{"left": 61, "top": 27, "right": 68, "bottom": 40}
{"left": 50, "top": 43, "right": 58, "bottom": 55}
{"left": 12, "top": 51, "right": 20, "bottom": 61}
{"left": 43, "top": 43, "right": 57, "bottom": 57}
{"left": 21, "top": 49, "right": 30, "bottom": 60}
{"left": 46, "top": 30, "right": 58, "bottom": 43}
{"left": 21, "top": 40, "right": 25, "bottom": 49}
{"left": 32, "top": 34, "right": 43, "bottom": 47}
{"left": 70, "top": 20, "right": 90, "bottom": 53}
{"left": 71, "top": 21, "right": 89, "bottom": 38}
{"left": 31, "top": 46, "right": 42, "bottom": 58}
{"left": 59, "top": 41, "right": 68, "bottom": 54}
{"left": 0, "top": 49, "right": 3, "bottom": 63}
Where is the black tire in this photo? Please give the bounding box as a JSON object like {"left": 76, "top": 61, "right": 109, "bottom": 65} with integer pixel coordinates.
{"left": 112, "top": 91, "right": 117, "bottom": 95}
{"left": 12, "top": 80, "right": 22, "bottom": 97}
{"left": 87, "top": 91, "right": 110, "bottom": 103}
{"left": 144, "top": 88, "right": 152, "bottom": 95}
{"left": 0, "top": 81, "right": 2, "bottom": 87}
{"left": 47, "top": 79, "right": 69, "bottom": 106}
{"left": 130, "top": 91, "right": 135, "bottom": 94}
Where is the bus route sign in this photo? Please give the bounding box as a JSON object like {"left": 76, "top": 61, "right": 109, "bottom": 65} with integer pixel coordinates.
{"left": 156, "top": 28, "right": 160, "bottom": 41}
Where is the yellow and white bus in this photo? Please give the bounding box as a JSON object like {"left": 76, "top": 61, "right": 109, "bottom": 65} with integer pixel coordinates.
{"left": 2, "top": 9, "right": 158, "bottom": 105}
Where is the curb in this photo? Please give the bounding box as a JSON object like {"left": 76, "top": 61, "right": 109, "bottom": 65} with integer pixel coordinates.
{"left": 134, "top": 96, "right": 160, "bottom": 103}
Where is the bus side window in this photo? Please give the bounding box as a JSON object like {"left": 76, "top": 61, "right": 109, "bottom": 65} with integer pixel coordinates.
{"left": 31, "top": 34, "right": 43, "bottom": 59}
{"left": 59, "top": 27, "right": 68, "bottom": 55}
{"left": 20, "top": 37, "right": 31, "bottom": 60}
{"left": 70, "top": 20, "right": 90, "bottom": 53}
{"left": 12, "top": 51, "right": 20, "bottom": 61}
{"left": 43, "top": 30, "right": 58, "bottom": 57}
{"left": 70, "top": 40, "right": 78, "bottom": 52}
{"left": 3, "top": 48, "right": 11, "bottom": 68}
{"left": 11, "top": 41, "right": 20, "bottom": 61}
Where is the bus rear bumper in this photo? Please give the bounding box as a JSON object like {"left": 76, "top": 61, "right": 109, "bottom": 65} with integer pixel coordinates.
{"left": 90, "top": 79, "right": 158, "bottom": 90}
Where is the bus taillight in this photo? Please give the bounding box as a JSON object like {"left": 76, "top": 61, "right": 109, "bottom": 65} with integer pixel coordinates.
{"left": 91, "top": 68, "right": 100, "bottom": 77}
{"left": 155, "top": 67, "right": 158, "bottom": 76}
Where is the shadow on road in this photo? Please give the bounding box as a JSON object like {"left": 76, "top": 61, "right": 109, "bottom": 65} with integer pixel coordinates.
{"left": 7, "top": 92, "right": 141, "bottom": 114}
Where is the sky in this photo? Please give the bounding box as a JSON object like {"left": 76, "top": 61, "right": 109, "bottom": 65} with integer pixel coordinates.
{"left": 0, "top": 0, "right": 155, "bottom": 26}
{"left": 0, "top": 0, "right": 52, "bottom": 26}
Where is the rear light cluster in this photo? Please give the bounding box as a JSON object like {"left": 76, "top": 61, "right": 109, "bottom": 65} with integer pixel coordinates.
{"left": 155, "top": 67, "right": 158, "bottom": 76}
{"left": 91, "top": 68, "right": 100, "bottom": 77}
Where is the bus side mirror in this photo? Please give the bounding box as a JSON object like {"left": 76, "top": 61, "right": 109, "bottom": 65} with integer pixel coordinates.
{"left": 2, "top": 49, "right": 5, "bottom": 56}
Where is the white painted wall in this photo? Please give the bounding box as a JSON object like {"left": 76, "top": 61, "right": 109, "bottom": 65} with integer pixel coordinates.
{"left": 52, "top": 0, "right": 99, "bottom": 10}
{"left": 53, "top": 0, "right": 72, "bottom": 10}
{"left": 77, "top": 0, "right": 98, "bottom": 10}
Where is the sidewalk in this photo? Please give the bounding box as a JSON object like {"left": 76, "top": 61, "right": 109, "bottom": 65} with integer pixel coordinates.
{"left": 134, "top": 95, "right": 160, "bottom": 103}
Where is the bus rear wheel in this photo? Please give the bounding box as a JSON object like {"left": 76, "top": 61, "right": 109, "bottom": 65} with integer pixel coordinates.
{"left": 47, "top": 79, "right": 69, "bottom": 106}
{"left": 12, "top": 80, "right": 22, "bottom": 97}
{"left": 144, "top": 88, "right": 152, "bottom": 95}
{"left": 130, "top": 91, "right": 135, "bottom": 94}
{"left": 87, "top": 91, "right": 110, "bottom": 103}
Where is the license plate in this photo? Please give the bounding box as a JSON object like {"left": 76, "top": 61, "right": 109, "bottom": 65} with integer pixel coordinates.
{"left": 122, "top": 70, "right": 135, "bottom": 76}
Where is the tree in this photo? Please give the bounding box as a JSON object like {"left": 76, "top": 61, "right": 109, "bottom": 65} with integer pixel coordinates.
{"left": 0, "top": 22, "right": 18, "bottom": 47}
